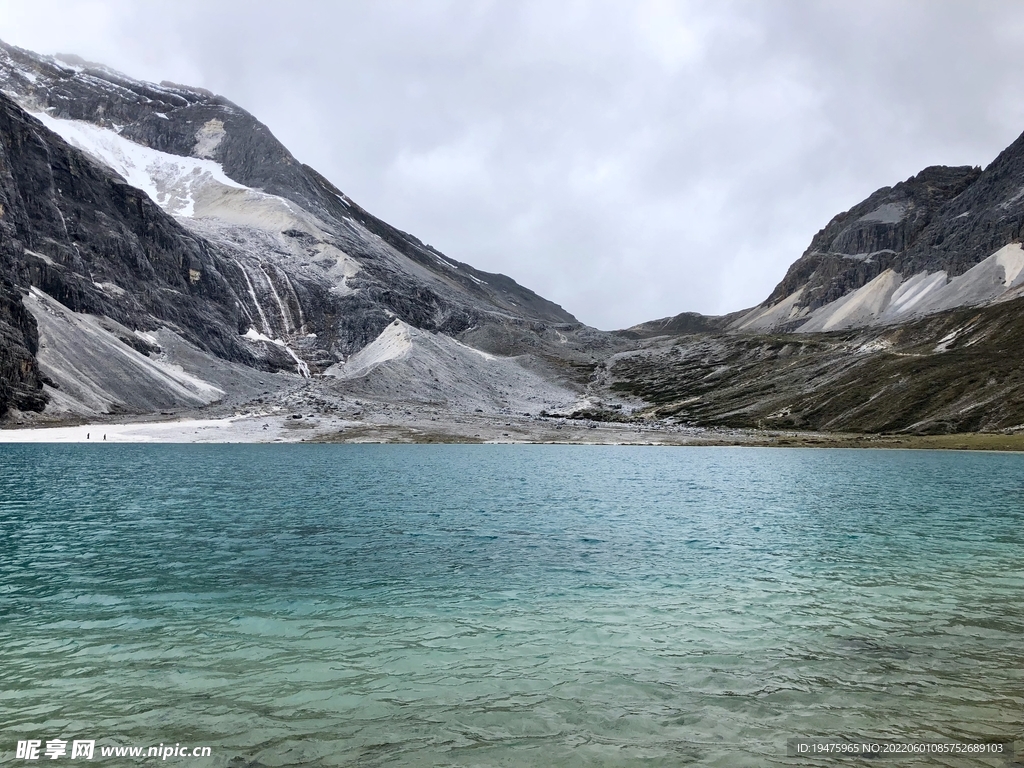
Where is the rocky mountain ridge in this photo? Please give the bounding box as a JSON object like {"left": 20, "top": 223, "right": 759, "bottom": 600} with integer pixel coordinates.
{"left": 0, "top": 40, "right": 604, "bottom": 420}
{"left": 600, "top": 125, "right": 1024, "bottom": 435}
{"left": 634, "top": 132, "right": 1024, "bottom": 337}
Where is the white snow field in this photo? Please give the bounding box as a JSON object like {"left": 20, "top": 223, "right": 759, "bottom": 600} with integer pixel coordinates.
{"left": 32, "top": 111, "right": 246, "bottom": 217}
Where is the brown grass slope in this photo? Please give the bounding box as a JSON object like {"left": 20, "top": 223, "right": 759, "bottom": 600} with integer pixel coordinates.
{"left": 608, "top": 296, "right": 1024, "bottom": 434}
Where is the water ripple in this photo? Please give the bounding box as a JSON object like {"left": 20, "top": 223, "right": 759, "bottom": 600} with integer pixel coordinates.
{"left": 1, "top": 445, "right": 1021, "bottom": 766}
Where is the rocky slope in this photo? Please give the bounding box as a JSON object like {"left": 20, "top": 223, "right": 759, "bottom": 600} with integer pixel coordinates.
{"left": 636, "top": 131, "right": 1024, "bottom": 337}
{"left": 607, "top": 295, "right": 1024, "bottom": 434}
{"left": 732, "top": 151, "right": 1024, "bottom": 333}
{"left": 0, "top": 40, "right": 609, "bottom": 420}
{"left": 615, "top": 126, "right": 1024, "bottom": 435}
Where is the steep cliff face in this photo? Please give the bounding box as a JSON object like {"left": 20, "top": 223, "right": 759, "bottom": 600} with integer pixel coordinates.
{"left": 0, "top": 44, "right": 368, "bottom": 223}
{"left": 902, "top": 129, "right": 1024, "bottom": 275}
{"left": 0, "top": 278, "right": 44, "bottom": 415}
{"left": 0, "top": 40, "right": 586, "bottom": 419}
{"left": 0, "top": 92, "right": 256, "bottom": 353}
{"left": 0, "top": 91, "right": 280, "bottom": 416}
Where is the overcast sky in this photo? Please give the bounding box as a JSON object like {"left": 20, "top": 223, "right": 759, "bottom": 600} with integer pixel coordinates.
{"left": 3, "top": 1, "right": 1024, "bottom": 329}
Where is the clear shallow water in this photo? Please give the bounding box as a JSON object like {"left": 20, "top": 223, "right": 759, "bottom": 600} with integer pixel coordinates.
{"left": 0, "top": 445, "right": 1021, "bottom": 767}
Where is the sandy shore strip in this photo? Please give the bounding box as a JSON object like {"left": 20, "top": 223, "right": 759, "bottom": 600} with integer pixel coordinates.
{"left": 3, "top": 409, "right": 1024, "bottom": 450}
{"left": 0, "top": 409, "right": 788, "bottom": 446}
{"left": 0, "top": 414, "right": 356, "bottom": 443}
{"left": 0, "top": 417, "right": 249, "bottom": 443}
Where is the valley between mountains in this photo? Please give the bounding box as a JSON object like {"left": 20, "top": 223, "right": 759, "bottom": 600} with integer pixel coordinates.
{"left": 2, "top": 40, "right": 1024, "bottom": 446}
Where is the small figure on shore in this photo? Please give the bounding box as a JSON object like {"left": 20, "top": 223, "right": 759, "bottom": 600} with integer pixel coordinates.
{"left": 86, "top": 433, "right": 90, "bottom": 440}
{"left": 103, "top": 434, "right": 106, "bottom": 441}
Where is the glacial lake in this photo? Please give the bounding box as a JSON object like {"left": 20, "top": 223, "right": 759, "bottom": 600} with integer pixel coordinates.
{"left": 1, "top": 445, "right": 1021, "bottom": 766}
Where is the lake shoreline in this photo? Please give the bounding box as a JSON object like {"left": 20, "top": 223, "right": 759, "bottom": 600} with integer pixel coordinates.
{"left": 2, "top": 409, "right": 1024, "bottom": 450}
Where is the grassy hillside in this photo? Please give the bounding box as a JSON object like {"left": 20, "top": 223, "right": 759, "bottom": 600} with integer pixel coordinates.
{"left": 608, "top": 296, "right": 1024, "bottom": 434}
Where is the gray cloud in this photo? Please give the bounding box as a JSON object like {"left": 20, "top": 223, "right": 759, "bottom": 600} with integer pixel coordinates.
{"left": 3, "top": 0, "right": 1024, "bottom": 329}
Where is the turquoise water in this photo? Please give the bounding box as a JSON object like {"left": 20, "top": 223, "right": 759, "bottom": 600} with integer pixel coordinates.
{"left": 1, "top": 445, "right": 1021, "bottom": 767}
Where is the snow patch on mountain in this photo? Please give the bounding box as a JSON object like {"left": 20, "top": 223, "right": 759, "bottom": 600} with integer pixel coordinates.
{"left": 31, "top": 110, "right": 245, "bottom": 216}
{"left": 33, "top": 106, "right": 366, "bottom": 316}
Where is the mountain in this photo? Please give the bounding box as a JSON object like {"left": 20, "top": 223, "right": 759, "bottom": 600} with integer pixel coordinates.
{"left": 0, "top": 40, "right": 612, "bottom": 421}
{"left": 4, "top": 37, "right": 1024, "bottom": 440}
{"left": 609, "top": 129, "right": 1024, "bottom": 435}
{"left": 641, "top": 137, "right": 1024, "bottom": 337}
